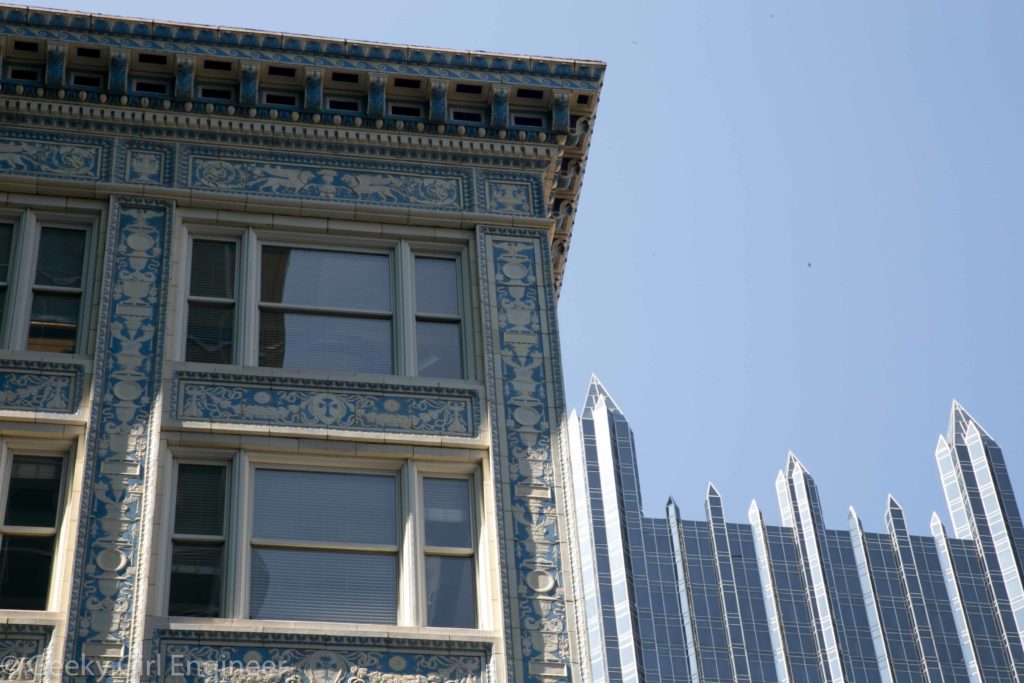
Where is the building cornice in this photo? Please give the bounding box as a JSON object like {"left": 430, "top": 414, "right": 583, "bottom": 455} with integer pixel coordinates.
{"left": 0, "top": 4, "right": 602, "bottom": 288}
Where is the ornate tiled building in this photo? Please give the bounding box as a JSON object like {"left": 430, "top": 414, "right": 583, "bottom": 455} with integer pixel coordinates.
{"left": 0, "top": 7, "right": 603, "bottom": 682}
{"left": 571, "top": 377, "right": 1024, "bottom": 683}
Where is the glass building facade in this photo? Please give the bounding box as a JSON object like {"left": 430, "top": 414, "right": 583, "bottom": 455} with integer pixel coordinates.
{"left": 569, "top": 379, "right": 1024, "bottom": 683}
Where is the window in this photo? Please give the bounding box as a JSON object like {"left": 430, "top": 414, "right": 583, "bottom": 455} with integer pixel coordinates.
{"left": 183, "top": 231, "right": 469, "bottom": 379}
{"left": 0, "top": 450, "right": 67, "bottom": 610}
{"left": 423, "top": 477, "right": 477, "bottom": 628}
{"left": 0, "top": 212, "right": 93, "bottom": 354}
{"left": 166, "top": 454, "right": 480, "bottom": 628}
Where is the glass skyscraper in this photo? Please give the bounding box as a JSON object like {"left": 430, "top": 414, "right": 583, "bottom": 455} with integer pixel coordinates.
{"left": 569, "top": 377, "right": 1024, "bottom": 683}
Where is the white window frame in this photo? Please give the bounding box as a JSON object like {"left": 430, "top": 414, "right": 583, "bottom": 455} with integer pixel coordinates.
{"left": 418, "top": 469, "right": 480, "bottom": 628}
{"left": 0, "top": 439, "right": 72, "bottom": 613}
{"left": 161, "top": 448, "right": 484, "bottom": 630}
{"left": 178, "top": 224, "right": 474, "bottom": 380}
{"left": 0, "top": 208, "right": 97, "bottom": 355}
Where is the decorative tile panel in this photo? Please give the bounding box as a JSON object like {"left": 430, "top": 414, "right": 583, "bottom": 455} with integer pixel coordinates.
{"left": 170, "top": 371, "right": 480, "bottom": 438}
{"left": 182, "top": 147, "right": 469, "bottom": 210}
{"left": 153, "top": 631, "right": 489, "bottom": 683}
{"left": 0, "top": 129, "right": 111, "bottom": 180}
{"left": 0, "top": 359, "right": 84, "bottom": 413}
{"left": 0, "top": 624, "right": 52, "bottom": 682}
{"left": 64, "top": 197, "right": 175, "bottom": 680}
{"left": 478, "top": 228, "right": 574, "bottom": 683}
{"left": 124, "top": 146, "right": 172, "bottom": 186}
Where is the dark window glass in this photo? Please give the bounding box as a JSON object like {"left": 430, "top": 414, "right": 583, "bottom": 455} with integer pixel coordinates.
{"left": 425, "top": 556, "right": 476, "bottom": 628}
{"left": 4, "top": 456, "right": 63, "bottom": 527}
{"left": 189, "top": 240, "right": 236, "bottom": 299}
{"left": 34, "top": 227, "right": 85, "bottom": 288}
{"left": 168, "top": 463, "right": 226, "bottom": 617}
{"left": 168, "top": 543, "right": 223, "bottom": 617}
{"left": 0, "top": 536, "right": 55, "bottom": 609}
{"left": 186, "top": 303, "right": 234, "bottom": 364}
{"left": 186, "top": 240, "right": 236, "bottom": 364}
{"left": 173, "top": 465, "right": 226, "bottom": 536}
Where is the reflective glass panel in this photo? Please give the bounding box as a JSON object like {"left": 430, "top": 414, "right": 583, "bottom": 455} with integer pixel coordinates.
{"left": 261, "top": 246, "right": 391, "bottom": 312}
{"left": 423, "top": 478, "right": 472, "bottom": 548}
{"left": 250, "top": 548, "right": 397, "bottom": 623}
{"left": 253, "top": 470, "right": 396, "bottom": 546}
{"left": 416, "top": 321, "right": 462, "bottom": 379}
{"left": 186, "top": 303, "right": 234, "bottom": 364}
{"left": 425, "top": 556, "right": 476, "bottom": 628}
{"left": 35, "top": 227, "right": 85, "bottom": 287}
{"left": 27, "top": 292, "right": 80, "bottom": 353}
{"left": 4, "top": 456, "right": 63, "bottom": 528}
{"left": 259, "top": 311, "right": 392, "bottom": 374}
{"left": 415, "top": 257, "right": 459, "bottom": 316}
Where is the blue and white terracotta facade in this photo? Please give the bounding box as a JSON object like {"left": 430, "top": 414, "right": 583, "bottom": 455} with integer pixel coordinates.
{"left": 570, "top": 378, "right": 1024, "bottom": 683}
{"left": 0, "top": 7, "right": 603, "bottom": 683}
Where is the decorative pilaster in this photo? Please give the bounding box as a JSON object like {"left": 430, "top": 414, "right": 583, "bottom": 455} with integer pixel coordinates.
{"left": 478, "top": 227, "right": 575, "bottom": 683}
{"left": 64, "top": 197, "right": 174, "bottom": 681}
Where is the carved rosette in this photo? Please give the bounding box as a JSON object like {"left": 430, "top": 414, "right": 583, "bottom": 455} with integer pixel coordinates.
{"left": 65, "top": 197, "right": 174, "bottom": 680}
{"left": 478, "top": 228, "right": 573, "bottom": 683}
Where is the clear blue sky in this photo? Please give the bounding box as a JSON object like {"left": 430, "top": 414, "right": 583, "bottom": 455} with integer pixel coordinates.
{"left": 38, "top": 1, "right": 1024, "bottom": 534}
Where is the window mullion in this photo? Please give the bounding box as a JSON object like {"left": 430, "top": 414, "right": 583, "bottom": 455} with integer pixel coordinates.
{"left": 398, "top": 241, "right": 416, "bottom": 376}
{"left": 233, "top": 450, "right": 252, "bottom": 619}
{"left": 400, "top": 461, "right": 422, "bottom": 627}
{"left": 7, "top": 211, "right": 39, "bottom": 350}
{"left": 240, "top": 228, "right": 260, "bottom": 366}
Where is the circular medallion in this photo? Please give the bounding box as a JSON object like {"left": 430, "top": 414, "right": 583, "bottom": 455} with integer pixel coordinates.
{"left": 112, "top": 381, "right": 142, "bottom": 401}
{"left": 526, "top": 569, "right": 556, "bottom": 593}
{"left": 95, "top": 548, "right": 127, "bottom": 572}
{"left": 514, "top": 406, "right": 542, "bottom": 427}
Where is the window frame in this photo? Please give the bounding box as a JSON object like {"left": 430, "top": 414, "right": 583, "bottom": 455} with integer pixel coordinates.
{"left": 0, "top": 208, "right": 97, "bottom": 355}
{"left": 0, "top": 439, "right": 71, "bottom": 612}
{"left": 419, "top": 471, "right": 479, "bottom": 628}
{"left": 162, "top": 447, "right": 484, "bottom": 630}
{"left": 179, "top": 225, "right": 474, "bottom": 380}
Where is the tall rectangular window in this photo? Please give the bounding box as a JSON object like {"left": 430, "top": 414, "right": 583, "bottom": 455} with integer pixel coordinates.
{"left": 249, "top": 469, "right": 399, "bottom": 623}
{"left": 186, "top": 239, "right": 237, "bottom": 364}
{"left": 258, "top": 246, "right": 393, "bottom": 374}
{"left": 414, "top": 256, "right": 463, "bottom": 379}
{"left": 28, "top": 227, "right": 87, "bottom": 353}
{"left": 0, "top": 454, "right": 65, "bottom": 610}
{"left": 168, "top": 463, "right": 227, "bottom": 617}
{"left": 0, "top": 213, "right": 94, "bottom": 355}
{"left": 423, "top": 477, "right": 476, "bottom": 627}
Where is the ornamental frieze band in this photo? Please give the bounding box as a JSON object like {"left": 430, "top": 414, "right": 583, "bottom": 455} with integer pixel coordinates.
{"left": 170, "top": 371, "right": 481, "bottom": 438}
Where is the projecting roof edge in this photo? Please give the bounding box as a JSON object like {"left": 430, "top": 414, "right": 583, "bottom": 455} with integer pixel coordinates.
{"left": 0, "top": 5, "right": 606, "bottom": 87}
